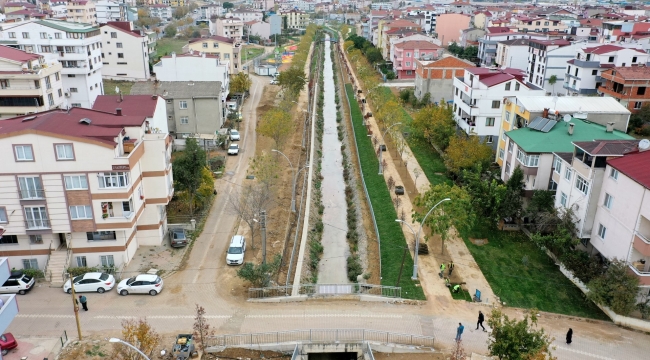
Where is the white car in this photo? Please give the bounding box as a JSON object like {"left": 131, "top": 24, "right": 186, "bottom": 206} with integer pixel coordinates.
{"left": 63, "top": 272, "right": 115, "bottom": 294}
{"left": 226, "top": 235, "right": 246, "bottom": 265}
{"left": 117, "top": 274, "right": 163, "bottom": 296}
{"left": 229, "top": 130, "right": 240, "bottom": 141}
{"left": 0, "top": 272, "right": 34, "bottom": 295}
{"left": 270, "top": 79, "right": 279, "bottom": 85}
{"left": 227, "top": 144, "right": 240, "bottom": 155}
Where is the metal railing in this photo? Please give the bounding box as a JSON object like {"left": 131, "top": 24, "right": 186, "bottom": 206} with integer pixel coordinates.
{"left": 249, "top": 283, "right": 401, "bottom": 299}
{"left": 24, "top": 219, "right": 51, "bottom": 230}
{"left": 206, "top": 329, "right": 434, "bottom": 348}
{"left": 42, "top": 242, "right": 53, "bottom": 282}
{"left": 363, "top": 341, "right": 376, "bottom": 360}
{"left": 291, "top": 344, "right": 300, "bottom": 360}
{"left": 20, "top": 189, "right": 45, "bottom": 199}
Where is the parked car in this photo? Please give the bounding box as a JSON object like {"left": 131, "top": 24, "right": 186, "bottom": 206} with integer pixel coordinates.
{"left": 0, "top": 333, "right": 17, "bottom": 355}
{"left": 0, "top": 272, "right": 34, "bottom": 295}
{"left": 227, "top": 144, "right": 240, "bottom": 155}
{"left": 229, "top": 129, "right": 240, "bottom": 141}
{"left": 394, "top": 186, "right": 405, "bottom": 195}
{"left": 63, "top": 272, "right": 115, "bottom": 294}
{"left": 169, "top": 228, "right": 189, "bottom": 248}
{"left": 117, "top": 274, "right": 163, "bottom": 296}
{"left": 270, "top": 79, "right": 279, "bottom": 85}
{"left": 226, "top": 235, "right": 246, "bottom": 265}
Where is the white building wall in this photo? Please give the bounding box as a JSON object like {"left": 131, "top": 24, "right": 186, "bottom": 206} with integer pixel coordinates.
{"left": 153, "top": 54, "right": 229, "bottom": 94}
{"left": 100, "top": 27, "right": 150, "bottom": 81}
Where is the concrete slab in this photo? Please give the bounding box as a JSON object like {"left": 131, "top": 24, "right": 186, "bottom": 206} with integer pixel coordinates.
{"left": 3, "top": 335, "right": 63, "bottom": 360}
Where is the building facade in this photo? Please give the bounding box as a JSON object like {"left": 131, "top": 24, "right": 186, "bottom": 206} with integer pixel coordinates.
{"left": 599, "top": 66, "right": 650, "bottom": 113}
{"left": 100, "top": 22, "right": 151, "bottom": 81}
{"left": 153, "top": 52, "right": 229, "bottom": 95}
{"left": 65, "top": 0, "right": 97, "bottom": 26}
{"left": 184, "top": 36, "right": 241, "bottom": 75}
{"left": 414, "top": 55, "right": 474, "bottom": 104}
{"left": 392, "top": 40, "right": 443, "bottom": 79}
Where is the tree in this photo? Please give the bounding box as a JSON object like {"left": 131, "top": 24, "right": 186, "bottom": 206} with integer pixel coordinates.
{"left": 223, "top": 2, "right": 234, "bottom": 9}
{"left": 588, "top": 259, "right": 640, "bottom": 315}
{"left": 487, "top": 309, "right": 556, "bottom": 360}
{"left": 461, "top": 165, "right": 506, "bottom": 224}
{"left": 444, "top": 135, "right": 493, "bottom": 175}
{"left": 173, "top": 138, "right": 207, "bottom": 216}
{"left": 173, "top": 6, "right": 189, "bottom": 19}
{"left": 258, "top": 108, "right": 294, "bottom": 151}
{"left": 462, "top": 46, "right": 478, "bottom": 60}
{"left": 548, "top": 75, "right": 557, "bottom": 95}
{"left": 451, "top": 340, "right": 468, "bottom": 360}
{"left": 249, "top": 152, "right": 280, "bottom": 190}
{"left": 277, "top": 66, "right": 306, "bottom": 99}
{"left": 113, "top": 318, "right": 161, "bottom": 360}
{"left": 193, "top": 304, "right": 214, "bottom": 352}
{"left": 164, "top": 24, "right": 177, "bottom": 38}
{"left": 413, "top": 184, "right": 475, "bottom": 254}
{"left": 231, "top": 72, "right": 252, "bottom": 94}
{"left": 447, "top": 42, "right": 463, "bottom": 56}
{"left": 365, "top": 47, "right": 383, "bottom": 64}
{"left": 497, "top": 166, "right": 524, "bottom": 221}
{"left": 411, "top": 103, "right": 455, "bottom": 150}
{"left": 228, "top": 184, "right": 273, "bottom": 249}
{"left": 237, "top": 254, "right": 281, "bottom": 287}
{"left": 628, "top": 103, "right": 650, "bottom": 133}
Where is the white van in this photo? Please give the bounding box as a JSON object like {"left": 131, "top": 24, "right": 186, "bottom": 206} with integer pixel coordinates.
{"left": 226, "top": 235, "right": 246, "bottom": 265}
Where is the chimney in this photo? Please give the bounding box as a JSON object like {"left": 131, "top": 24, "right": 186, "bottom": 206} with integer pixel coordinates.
{"left": 542, "top": 108, "right": 549, "bottom": 118}
{"left": 568, "top": 123, "right": 575, "bottom": 135}
{"left": 116, "top": 108, "right": 122, "bottom": 116}
{"left": 606, "top": 122, "right": 614, "bottom": 132}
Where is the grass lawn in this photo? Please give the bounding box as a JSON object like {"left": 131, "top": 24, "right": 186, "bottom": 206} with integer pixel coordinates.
{"left": 103, "top": 79, "right": 135, "bottom": 95}
{"left": 450, "top": 285, "right": 472, "bottom": 302}
{"left": 153, "top": 38, "right": 187, "bottom": 59}
{"left": 242, "top": 46, "right": 264, "bottom": 62}
{"left": 461, "top": 222, "right": 609, "bottom": 320}
{"left": 346, "top": 84, "right": 425, "bottom": 300}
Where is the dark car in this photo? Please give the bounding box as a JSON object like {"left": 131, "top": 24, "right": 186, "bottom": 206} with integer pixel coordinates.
{"left": 0, "top": 333, "right": 17, "bottom": 355}
{"left": 169, "top": 229, "right": 188, "bottom": 248}
{"left": 394, "top": 186, "right": 405, "bottom": 195}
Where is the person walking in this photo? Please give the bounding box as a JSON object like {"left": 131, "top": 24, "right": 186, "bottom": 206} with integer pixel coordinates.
{"left": 448, "top": 262, "right": 455, "bottom": 276}
{"left": 476, "top": 311, "right": 486, "bottom": 331}
{"left": 79, "top": 295, "right": 88, "bottom": 311}
{"left": 456, "top": 323, "right": 464, "bottom": 342}
{"left": 439, "top": 263, "right": 446, "bottom": 278}
{"left": 566, "top": 328, "right": 573, "bottom": 344}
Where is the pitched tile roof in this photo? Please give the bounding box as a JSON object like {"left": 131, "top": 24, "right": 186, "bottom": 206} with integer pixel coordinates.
{"left": 607, "top": 150, "right": 650, "bottom": 189}
{"left": 394, "top": 40, "right": 441, "bottom": 50}
{"left": 92, "top": 95, "right": 160, "bottom": 117}
{"left": 604, "top": 66, "right": 650, "bottom": 80}
{"left": 189, "top": 35, "right": 233, "bottom": 44}
{"left": 0, "top": 44, "right": 41, "bottom": 62}
{"left": 573, "top": 140, "right": 639, "bottom": 156}
{"left": 583, "top": 44, "right": 631, "bottom": 54}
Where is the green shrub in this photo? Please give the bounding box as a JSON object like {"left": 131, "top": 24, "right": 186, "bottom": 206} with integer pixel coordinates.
{"left": 23, "top": 268, "right": 45, "bottom": 279}
{"left": 66, "top": 267, "right": 99, "bottom": 277}
{"left": 347, "top": 255, "right": 363, "bottom": 281}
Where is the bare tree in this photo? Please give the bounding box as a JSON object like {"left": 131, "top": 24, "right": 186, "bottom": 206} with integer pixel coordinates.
{"left": 413, "top": 168, "right": 421, "bottom": 188}
{"left": 193, "top": 303, "right": 214, "bottom": 352}
{"left": 451, "top": 339, "right": 468, "bottom": 360}
{"left": 228, "top": 183, "right": 274, "bottom": 249}
{"left": 387, "top": 176, "right": 395, "bottom": 191}
{"left": 392, "top": 196, "right": 402, "bottom": 210}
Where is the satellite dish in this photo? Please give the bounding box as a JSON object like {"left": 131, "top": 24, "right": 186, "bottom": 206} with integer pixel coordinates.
{"left": 563, "top": 114, "right": 572, "bottom": 122}
{"left": 640, "top": 139, "right": 650, "bottom": 150}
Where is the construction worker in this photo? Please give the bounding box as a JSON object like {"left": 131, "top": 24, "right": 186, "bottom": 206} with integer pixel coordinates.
{"left": 448, "top": 262, "right": 455, "bottom": 276}
{"left": 439, "top": 263, "right": 446, "bottom": 278}
{"left": 445, "top": 277, "right": 450, "bottom": 287}
{"left": 453, "top": 284, "right": 461, "bottom": 293}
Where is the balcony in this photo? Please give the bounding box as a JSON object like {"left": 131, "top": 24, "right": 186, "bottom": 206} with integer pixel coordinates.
{"left": 101, "top": 201, "right": 135, "bottom": 220}
{"left": 25, "top": 219, "right": 51, "bottom": 230}
{"left": 563, "top": 82, "right": 578, "bottom": 92}
{"left": 571, "top": 59, "right": 600, "bottom": 68}
{"left": 598, "top": 86, "right": 624, "bottom": 99}
{"left": 633, "top": 232, "right": 650, "bottom": 257}
{"left": 628, "top": 264, "right": 650, "bottom": 286}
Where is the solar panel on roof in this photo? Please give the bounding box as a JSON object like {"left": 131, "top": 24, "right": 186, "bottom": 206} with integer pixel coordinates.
{"left": 540, "top": 120, "right": 558, "bottom": 133}
{"left": 527, "top": 117, "right": 544, "bottom": 129}
{"left": 534, "top": 118, "right": 551, "bottom": 131}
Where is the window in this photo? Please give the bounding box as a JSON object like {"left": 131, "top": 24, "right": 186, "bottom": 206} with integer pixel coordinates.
{"left": 14, "top": 145, "right": 34, "bottom": 161}
{"left": 455, "top": 87, "right": 458, "bottom": 96}
{"left": 8, "top": 32, "right": 15, "bottom": 38}
{"left": 598, "top": 224, "right": 607, "bottom": 239}
{"left": 553, "top": 155, "right": 562, "bottom": 174}
{"left": 58, "top": 89, "right": 63, "bottom": 97}
{"left": 575, "top": 175, "right": 589, "bottom": 195}
{"left": 86, "top": 231, "right": 117, "bottom": 241}
{"left": 70, "top": 88, "right": 78, "bottom": 93}
{"left": 28, "top": 235, "right": 43, "bottom": 244}
{"left": 111, "top": 32, "right": 117, "bottom": 38}
{"left": 122, "top": 198, "right": 134, "bottom": 217}
{"left": 202, "top": 42, "right": 208, "bottom": 48}
{"left": 116, "top": 43, "right": 123, "bottom": 48}
{"left": 55, "top": 144, "right": 74, "bottom": 160}
{"left": 516, "top": 149, "right": 539, "bottom": 167}
{"left": 1, "top": 79, "right": 9, "bottom": 89}
{"left": 100, "top": 255, "right": 115, "bottom": 268}
{"left": 603, "top": 193, "right": 613, "bottom": 209}
{"left": 117, "top": 53, "right": 124, "bottom": 58}
{"left": 564, "top": 168, "right": 572, "bottom": 181}
{"left": 0, "top": 235, "right": 18, "bottom": 244}
{"left": 499, "top": 148, "right": 504, "bottom": 159}
{"left": 486, "top": 135, "right": 494, "bottom": 144}
{"left": 70, "top": 205, "right": 93, "bottom": 220}
{"left": 63, "top": 175, "right": 88, "bottom": 191}
{"left": 608, "top": 56, "right": 614, "bottom": 62}
{"left": 491, "top": 100, "right": 500, "bottom": 109}
{"left": 505, "top": 82, "right": 511, "bottom": 90}
{"left": 76, "top": 256, "right": 87, "bottom": 267}
{"left": 22, "top": 32, "right": 29, "bottom": 39}
{"left": 180, "top": 117, "right": 189, "bottom": 124}
{"left": 505, "top": 111, "right": 511, "bottom": 122}
{"left": 610, "top": 168, "right": 619, "bottom": 180}
{"left": 505, "top": 161, "right": 511, "bottom": 174}
{"left": 405, "top": 62, "right": 411, "bottom": 66}
{"left": 55, "top": 33, "right": 62, "bottom": 39}
{"left": 633, "top": 56, "right": 638, "bottom": 63}
{"left": 24, "top": 206, "right": 49, "bottom": 229}
{"left": 213, "top": 43, "right": 219, "bottom": 48}
{"left": 508, "top": 142, "right": 513, "bottom": 153}
{"left": 40, "top": 32, "right": 48, "bottom": 39}
{"left": 485, "top": 117, "right": 495, "bottom": 126}
{"left": 19, "top": 177, "right": 43, "bottom": 199}
{"left": 635, "top": 101, "right": 642, "bottom": 110}
{"left": 179, "top": 101, "right": 188, "bottom": 109}
{"left": 515, "top": 83, "right": 520, "bottom": 91}
{"left": 22, "top": 259, "right": 38, "bottom": 270}
{"left": 0, "top": 207, "right": 7, "bottom": 223}
{"left": 560, "top": 192, "right": 567, "bottom": 207}
{"left": 98, "top": 172, "right": 130, "bottom": 188}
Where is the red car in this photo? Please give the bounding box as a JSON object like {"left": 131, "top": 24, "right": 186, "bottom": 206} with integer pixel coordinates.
{"left": 0, "top": 333, "right": 17, "bottom": 355}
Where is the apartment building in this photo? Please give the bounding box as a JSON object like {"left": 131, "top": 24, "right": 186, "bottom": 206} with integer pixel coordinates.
{"left": 434, "top": 13, "right": 471, "bottom": 46}
{"left": 0, "top": 20, "right": 104, "bottom": 108}
{"left": 0, "top": 258, "right": 19, "bottom": 336}
{"left": 526, "top": 39, "right": 576, "bottom": 93}
{"left": 184, "top": 36, "right": 241, "bottom": 75}
{"left": 92, "top": 94, "right": 168, "bottom": 134}
{"left": 495, "top": 39, "right": 530, "bottom": 71}
{"left": 452, "top": 67, "right": 545, "bottom": 150}
{"left": 4, "top": 2, "right": 38, "bottom": 14}
{"left": 130, "top": 81, "right": 224, "bottom": 138}
{"left": 414, "top": 55, "right": 474, "bottom": 104}
{"left": 100, "top": 22, "right": 150, "bottom": 81}
{"left": 66, "top": 0, "right": 97, "bottom": 26}
{"left": 0, "top": 107, "right": 172, "bottom": 273}
{"left": 0, "top": 45, "right": 65, "bottom": 119}
{"left": 153, "top": 52, "right": 229, "bottom": 95}
{"left": 95, "top": 0, "right": 126, "bottom": 24}
{"left": 245, "top": 20, "right": 272, "bottom": 40}
{"left": 478, "top": 32, "right": 553, "bottom": 68}
{"left": 500, "top": 117, "right": 633, "bottom": 196}
{"left": 148, "top": 4, "right": 172, "bottom": 21}
{"left": 513, "top": 17, "right": 569, "bottom": 33}
{"left": 564, "top": 45, "right": 648, "bottom": 96}
{"left": 279, "top": 10, "right": 310, "bottom": 30}
{"left": 231, "top": 8, "right": 263, "bottom": 23}
{"left": 599, "top": 66, "right": 650, "bottom": 113}
{"left": 393, "top": 40, "right": 442, "bottom": 79}
{"left": 210, "top": 17, "right": 244, "bottom": 42}
{"left": 376, "top": 19, "right": 422, "bottom": 58}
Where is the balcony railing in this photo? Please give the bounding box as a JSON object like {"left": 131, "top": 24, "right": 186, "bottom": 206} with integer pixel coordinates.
{"left": 633, "top": 232, "right": 650, "bottom": 257}
{"left": 598, "top": 86, "right": 624, "bottom": 98}
{"left": 628, "top": 264, "right": 650, "bottom": 286}
{"left": 25, "top": 219, "right": 51, "bottom": 230}
{"left": 20, "top": 189, "right": 45, "bottom": 200}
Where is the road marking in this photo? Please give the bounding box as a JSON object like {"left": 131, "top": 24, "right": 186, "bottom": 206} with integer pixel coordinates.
{"left": 17, "top": 314, "right": 75, "bottom": 319}
{"left": 93, "top": 315, "right": 232, "bottom": 320}
{"left": 555, "top": 346, "right": 616, "bottom": 360}
{"left": 245, "top": 314, "right": 402, "bottom": 319}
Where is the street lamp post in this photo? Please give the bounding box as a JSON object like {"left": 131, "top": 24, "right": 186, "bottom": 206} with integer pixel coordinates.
{"left": 272, "top": 149, "right": 309, "bottom": 213}
{"left": 108, "top": 338, "right": 151, "bottom": 360}
{"left": 379, "top": 122, "right": 402, "bottom": 174}
{"left": 411, "top": 198, "right": 451, "bottom": 280}
{"left": 395, "top": 219, "right": 416, "bottom": 287}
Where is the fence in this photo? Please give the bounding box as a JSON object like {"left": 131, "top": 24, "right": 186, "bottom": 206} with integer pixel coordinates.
{"left": 248, "top": 283, "right": 401, "bottom": 299}
{"left": 45, "top": 330, "right": 69, "bottom": 359}
{"left": 206, "top": 329, "right": 434, "bottom": 348}
{"left": 363, "top": 341, "right": 376, "bottom": 360}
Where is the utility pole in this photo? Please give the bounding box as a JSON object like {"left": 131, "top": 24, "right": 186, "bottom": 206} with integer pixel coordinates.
{"left": 260, "top": 210, "right": 267, "bottom": 265}
{"left": 69, "top": 273, "right": 82, "bottom": 340}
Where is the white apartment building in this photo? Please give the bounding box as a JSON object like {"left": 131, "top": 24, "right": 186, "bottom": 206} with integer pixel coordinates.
{"left": 210, "top": 17, "right": 244, "bottom": 42}
{"left": 0, "top": 20, "right": 104, "bottom": 108}
{"left": 495, "top": 39, "right": 530, "bottom": 71}
{"left": 230, "top": 8, "right": 263, "bottom": 23}
{"left": 452, "top": 67, "right": 545, "bottom": 150}
{"left": 0, "top": 45, "right": 65, "bottom": 118}
{"left": 0, "top": 106, "right": 172, "bottom": 274}
{"left": 100, "top": 22, "right": 150, "bottom": 81}
{"left": 564, "top": 44, "right": 649, "bottom": 96}
{"left": 279, "top": 10, "right": 310, "bottom": 30}
{"left": 148, "top": 4, "right": 172, "bottom": 21}
{"left": 406, "top": 9, "right": 438, "bottom": 34}
{"left": 526, "top": 39, "right": 576, "bottom": 94}
{"left": 95, "top": 0, "right": 126, "bottom": 24}
{"left": 478, "top": 32, "right": 552, "bottom": 68}
{"left": 153, "top": 52, "right": 229, "bottom": 95}
{"left": 66, "top": 0, "right": 97, "bottom": 26}
{"left": 198, "top": 4, "right": 224, "bottom": 20}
